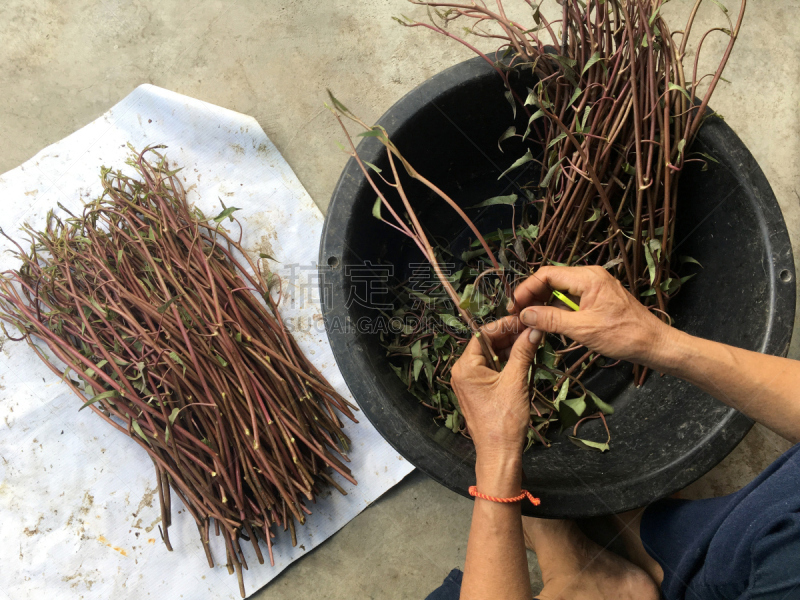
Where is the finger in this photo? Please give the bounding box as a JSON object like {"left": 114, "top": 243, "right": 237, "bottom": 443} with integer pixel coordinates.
{"left": 461, "top": 316, "right": 526, "bottom": 369}
{"left": 519, "top": 305, "right": 583, "bottom": 337}
{"left": 510, "top": 266, "right": 600, "bottom": 312}
{"left": 463, "top": 316, "right": 525, "bottom": 357}
{"left": 503, "top": 327, "right": 543, "bottom": 381}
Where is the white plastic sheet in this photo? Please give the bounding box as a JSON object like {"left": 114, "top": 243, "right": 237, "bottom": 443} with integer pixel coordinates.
{"left": 0, "top": 84, "right": 413, "bottom": 599}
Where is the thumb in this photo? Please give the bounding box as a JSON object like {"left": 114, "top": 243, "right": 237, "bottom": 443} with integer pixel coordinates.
{"left": 520, "top": 305, "right": 579, "bottom": 336}
{"left": 504, "top": 327, "right": 542, "bottom": 381}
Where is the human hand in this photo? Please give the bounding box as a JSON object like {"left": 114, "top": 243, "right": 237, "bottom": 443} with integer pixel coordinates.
{"left": 450, "top": 316, "right": 543, "bottom": 475}
{"left": 510, "top": 266, "right": 671, "bottom": 365}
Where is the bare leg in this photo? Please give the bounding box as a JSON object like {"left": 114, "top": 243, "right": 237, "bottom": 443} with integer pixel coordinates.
{"left": 523, "top": 517, "right": 660, "bottom": 600}
{"left": 613, "top": 509, "right": 665, "bottom": 585}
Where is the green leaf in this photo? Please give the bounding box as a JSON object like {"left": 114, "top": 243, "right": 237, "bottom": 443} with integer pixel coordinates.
{"left": 357, "top": 128, "right": 384, "bottom": 138}
{"left": 84, "top": 359, "right": 108, "bottom": 379}
{"left": 169, "top": 351, "right": 186, "bottom": 375}
{"left": 677, "top": 138, "right": 687, "bottom": 159}
{"left": 327, "top": 92, "right": 350, "bottom": 113}
{"left": 568, "top": 436, "right": 609, "bottom": 452}
{"left": 433, "top": 334, "right": 451, "bottom": 351}
{"left": 518, "top": 224, "right": 539, "bottom": 240}
{"left": 498, "top": 149, "right": 534, "bottom": 180}
{"left": 132, "top": 419, "right": 149, "bottom": 442}
{"left": 372, "top": 197, "right": 383, "bottom": 221}
{"left": 169, "top": 407, "right": 181, "bottom": 424}
{"left": 554, "top": 381, "right": 570, "bottom": 410}
{"left": 643, "top": 242, "right": 656, "bottom": 284}
{"left": 413, "top": 358, "right": 423, "bottom": 382}
{"left": 522, "top": 110, "right": 544, "bottom": 141}
{"left": 568, "top": 87, "right": 582, "bottom": 107}
{"left": 504, "top": 90, "right": 517, "bottom": 119}
{"left": 79, "top": 389, "right": 119, "bottom": 411}
{"left": 559, "top": 394, "right": 587, "bottom": 430}
{"left": 439, "top": 313, "right": 469, "bottom": 333}
{"left": 363, "top": 161, "right": 382, "bottom": 174}
{"left": 473, "top": 193, "right": 518, "bottom": 208}
{"left": 680, "top": 255, "right": 703, "bottom": 267}
{"left": 562, "top": 394, "right": 587, "bottom": 416}
{"left": 548, "top": 132, "right": 567, "bottom": 149}
{"left": 498, "top": 126, "right": 516, "bottom": 151}
{"left": 117, "top": 249, "right": 123, "bottom": 263}
{"left": 649, "top": 4, "right": 662, "bottom": 25}
{"left": 582, "top": 52, "right": 602, "bottom": 74}
{"left": 214, "top": 354, "right": 228, "bottom": 368}
{"left": 459, "top": 284, "right": 488, "bottom": 315}
{"left": 696, "top": 152, "right": 719, "bottom": 165}
{"left": 461, "top": 247, "right": 488, "bottom": 262}
{"left": 668, "top": 83, "right": 692, "bottom": 102}
{"left": 710, "top": 0, "right": 728, "bottom": 13}
{"left": 622, "top": 162, "right": 636, "bottom": 175}
{"left": 587, "top": 390, "right": 614, "bottom": 415}
{"left": 259, "top": 253, "right": 275, "bottom": 260}
{"left": 157, "top": 294, "right": 183, "bottom": 314}
{"left": 540, "top": 158, "right": 565, "bottom": 188}
{"left": 552, "top": 55, "right": 579, "bottom": 86}
{"left": 649, "top": 238, "right": 662, "bottom": 261}
{"left": 411, "top": 339, "right": 423, "bottom": 359}
{"left": 213, "top": 206, "right": 241, "bottom": 223}
{"left": 586, "top": 207, "right": 601, "bottom": 222}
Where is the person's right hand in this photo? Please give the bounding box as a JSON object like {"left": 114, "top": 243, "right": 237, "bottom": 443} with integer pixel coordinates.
{"left": 509, "top": 266, "right": 673, "bottom": 366}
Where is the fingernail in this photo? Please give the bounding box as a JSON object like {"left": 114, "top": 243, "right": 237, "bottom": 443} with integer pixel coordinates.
{"left": 520, "top": 308, "right": 537, "bottom": 326}
{"left": 528, "top": 328, "right": 540, "bottom": 344}
{"left": 505, "top": 300, "right": 515, "bottom": 312}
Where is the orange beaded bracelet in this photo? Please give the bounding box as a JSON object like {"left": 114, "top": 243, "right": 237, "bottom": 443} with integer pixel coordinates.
{"left": 468, "top": 485, "right": 541, "bottom": 506}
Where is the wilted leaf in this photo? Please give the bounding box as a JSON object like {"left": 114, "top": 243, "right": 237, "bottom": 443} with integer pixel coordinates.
{"left": 363, "top": 161, "right": 382, "bottom": 174}
{"left": 169, "top": 407, "right": 181, "bottom": 424}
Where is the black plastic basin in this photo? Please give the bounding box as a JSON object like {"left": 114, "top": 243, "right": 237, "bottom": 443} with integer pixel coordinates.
{"left": 319, "top": 54, "right": 796, "bottom": 517}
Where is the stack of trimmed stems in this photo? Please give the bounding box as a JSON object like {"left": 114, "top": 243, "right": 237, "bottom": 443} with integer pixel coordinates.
{"left": 0, "top": 146, "right": 357, "bottom": 597}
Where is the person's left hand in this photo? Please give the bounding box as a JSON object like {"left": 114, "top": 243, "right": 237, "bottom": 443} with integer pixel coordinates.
{"left": 450, "top": 316, "right": 543, "bottom": 466}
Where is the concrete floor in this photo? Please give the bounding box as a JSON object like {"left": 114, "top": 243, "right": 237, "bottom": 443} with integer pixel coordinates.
{"left": 1, "top": 1, "right": 798, "bottom": 598}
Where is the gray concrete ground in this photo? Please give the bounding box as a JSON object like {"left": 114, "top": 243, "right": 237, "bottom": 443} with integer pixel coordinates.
{"left": 1, "top": 1, "right": 798, "bottom": 598}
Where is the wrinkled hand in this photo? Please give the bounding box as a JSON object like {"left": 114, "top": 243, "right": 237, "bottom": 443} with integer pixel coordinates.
{"left": 511, "top": 266, "right": 670, "bottom": 365}
{"left": 450, "top": 316, "right": 543, "bottom": 463}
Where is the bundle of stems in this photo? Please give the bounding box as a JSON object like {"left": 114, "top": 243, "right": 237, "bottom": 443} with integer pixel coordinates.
{"left": 329, "top": 0, "right": 744, "bottom": 446}
{"left": 0, "top": 146, "right": 357, "bottom": 597}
